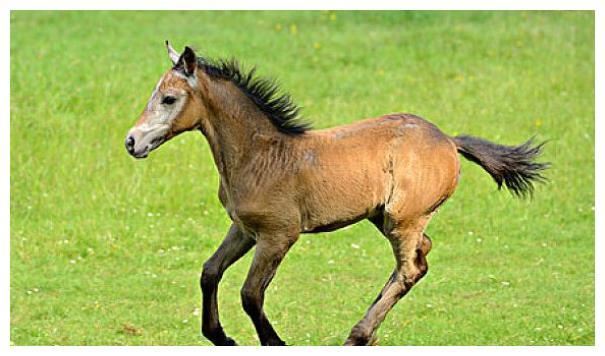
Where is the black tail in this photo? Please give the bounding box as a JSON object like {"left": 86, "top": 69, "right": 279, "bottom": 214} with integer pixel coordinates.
{"left": 453, "top": 135, "right": 550, "bottom": 198}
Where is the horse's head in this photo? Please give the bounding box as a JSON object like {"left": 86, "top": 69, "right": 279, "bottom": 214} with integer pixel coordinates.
{"left": 125, "top": 42, "right": 205, "bottom": 159}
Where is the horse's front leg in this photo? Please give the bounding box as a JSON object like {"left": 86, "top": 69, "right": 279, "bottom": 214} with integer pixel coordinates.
{"left": 201, "top": 224, "right": 255, "bottom": 345}
{"left": 240, "top": 232, "right": 298, "bottom": 346}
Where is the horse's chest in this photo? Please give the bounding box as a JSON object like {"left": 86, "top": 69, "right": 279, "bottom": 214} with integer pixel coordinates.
{"left": 218, "top": 188, "right": 266, "bottom": 239}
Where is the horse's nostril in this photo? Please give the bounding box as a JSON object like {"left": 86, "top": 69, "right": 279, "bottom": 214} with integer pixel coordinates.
{"left": 125, "top": 135, "right": 135, "bottom": 154}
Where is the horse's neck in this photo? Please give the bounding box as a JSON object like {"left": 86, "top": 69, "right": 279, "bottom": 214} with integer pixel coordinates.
{"left": 200, "top": 80, "right": 282, "bottom": 189}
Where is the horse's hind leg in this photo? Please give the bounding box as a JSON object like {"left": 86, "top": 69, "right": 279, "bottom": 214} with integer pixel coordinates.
{"left": 345, "top": 218, "right": 432, "bottom": 346}
{"left": 201, "top": 224, "right": 255, "bottom": 345}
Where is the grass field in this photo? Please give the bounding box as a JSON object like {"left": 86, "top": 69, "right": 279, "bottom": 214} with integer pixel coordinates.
{"left": 10, "top": 11, "right": 594, "bottom": 345}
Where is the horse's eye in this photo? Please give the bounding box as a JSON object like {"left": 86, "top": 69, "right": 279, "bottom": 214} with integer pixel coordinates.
{"left": 162, "top": 96, "right": 176, "bottom": 105}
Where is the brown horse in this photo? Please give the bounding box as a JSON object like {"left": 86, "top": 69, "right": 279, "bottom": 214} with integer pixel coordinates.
{"left": 125, "top": 42, "right": 548, "bottom": 346}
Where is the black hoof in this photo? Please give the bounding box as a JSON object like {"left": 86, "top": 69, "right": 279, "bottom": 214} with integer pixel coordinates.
{"left": 220, "top": 336, "right": 238, "bottom": 346}
{"left": 203, "top": 328, "right": 238, "bottom": 346}
{"left": 344, "top": 331, "right": 374, "bottom": 346}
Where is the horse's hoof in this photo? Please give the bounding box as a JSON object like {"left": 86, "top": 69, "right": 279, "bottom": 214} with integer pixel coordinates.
{"left": 221, "top": 337, "right": 238, "bottom": 346}
{"left": 344, "top": 335, "right": 374, "bottom": 346}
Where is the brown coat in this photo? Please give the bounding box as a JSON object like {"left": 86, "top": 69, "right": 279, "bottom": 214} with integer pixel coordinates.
{"left": 125, "top": 44, "right": 547, "bottom": 346}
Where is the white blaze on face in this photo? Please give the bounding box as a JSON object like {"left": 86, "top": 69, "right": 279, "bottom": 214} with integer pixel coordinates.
{"left": 127, "top": 73, "right": 188, "bottom": 158}
{"left": 146, "top": 75, "right": 165, "bottom": 111}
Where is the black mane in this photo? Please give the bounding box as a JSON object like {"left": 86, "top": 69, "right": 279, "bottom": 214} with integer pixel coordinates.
{"left": 197, "top": 57, "right": 311, "bottom": 135}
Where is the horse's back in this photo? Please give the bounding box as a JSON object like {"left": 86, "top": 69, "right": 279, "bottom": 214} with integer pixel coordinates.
{"left": 297, "top": 113, "right": 460, "bottom": 230}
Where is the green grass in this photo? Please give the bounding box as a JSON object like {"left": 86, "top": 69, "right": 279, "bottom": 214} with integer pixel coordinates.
{"left": 10, "top": 10, "right": 594, "bottom": 345}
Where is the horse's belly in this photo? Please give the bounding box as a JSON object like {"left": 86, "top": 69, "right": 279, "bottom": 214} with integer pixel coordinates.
{"left": 298, "top": 170, "right": 387, "bottom": 233}
{"left": 301, "top": 211, "right": 371, "bottom": 233}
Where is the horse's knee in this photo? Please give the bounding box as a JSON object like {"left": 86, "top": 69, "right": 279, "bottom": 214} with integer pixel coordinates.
{"left": 240, "top": 287, "right": 261, "bottom": 318}
{"left": 200, "top": 261, "right": 220, "bottom": 291}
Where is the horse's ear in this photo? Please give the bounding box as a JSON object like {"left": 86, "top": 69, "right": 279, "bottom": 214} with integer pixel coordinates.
{"left": 165, "top": 40, "right": 180, "bottom": 65}
{"left": 175, "top": 46, "right": 197, "bottom": 76}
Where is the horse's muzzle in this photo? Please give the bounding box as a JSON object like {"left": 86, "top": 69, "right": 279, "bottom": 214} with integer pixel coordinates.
{"left": 125, "top": 135, "right": 136, "bottom": 155}
{"left": 125, "top": 129, "right": 167, "bottom": 159}
{"left": 125, "top": 132, "right": 150, "bottom": 159}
